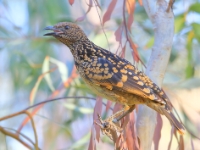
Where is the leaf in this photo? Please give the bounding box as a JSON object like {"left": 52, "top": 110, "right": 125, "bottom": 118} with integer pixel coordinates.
{"left": 30, "top": 66, "right": 56, "bottom": 105}
{"left": 105, "top": 100, "right": 112, "bottom": 112}
{"left": 125, "top": 112, "right": 139, "bottom": 150}
{"left": 175, "top": 15, "right": 185, "bottom": 33}
{"left": 68, "top": 0, "right": 75, "bottom": 5}
{"left": 49, "top": 57, "right": 68, "bottom": 83}
{"left": 191, "top": 138, "right": 195, "bottom": 150}
{"left": 102, "top": 0, "right": 118, "bottom": 25}
{"left": 76, "top": 15, "right": 87, "bottom": 22}
{"left": 88, "top": 126, "right": 96, "bottom": 150}
{"left": 42, "top": 56, "right": 55, "bottom": 92}
{"left": 167, "top": 126, "right": 174, "bottom": 150}
{"left": 114, "top": 24, "right": 123, "bottom": 42}
{"left": 138, "top": 0, "right": 143, "bottom": 5}
{"left": 93, "top": 97, "right": 102, "bottom": 142}
{"left": 119, "top": 44, "right": 126, "bottom": 58}
{"left": 125, "top": 123, "right": 135, "bottom": 150}
{"left": 146, "top": 37, "right": 154, "bottom": 48}
{"left": 129, "top": 38, "right": 139, "bottom": 62}
{"left": 76, "top": 0, "right": 92, "bottom": 22}
{"left": 186, "top": 31, "right": 195, "bottom": 78}
{"left": 192, "top": 23, "right": 200, "bottom": 42}
{"left": 153, "top": 114, "right": 163, "bottom": 150}
{"left": 126, "top": 0, "right": 135, "bottom": 31}
{"left": 179, "top": 135, "right": 184, "bottom": 150}
{"left": 64, "top": 103, "right": 93, "bottom": 114}
{"left": 189, "top": 3, "right": 200, "bottom": 13}
{"left": 113, "top": 103, "right": 122, "bottom": 114}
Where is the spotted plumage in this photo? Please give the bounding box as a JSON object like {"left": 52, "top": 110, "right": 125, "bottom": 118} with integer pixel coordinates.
{"left": 44, "top": 22, "right": 185, "bottom": 134}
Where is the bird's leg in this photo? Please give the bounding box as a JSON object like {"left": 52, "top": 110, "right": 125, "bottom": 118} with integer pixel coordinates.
{"left": 95, "top": 113, "right": 123, "bottom": 141}
{"left": 113, "top": 105, "right": 135, "bottom": 122}
{"left": 95, "top": 105, "right": 135, "bottom": 141}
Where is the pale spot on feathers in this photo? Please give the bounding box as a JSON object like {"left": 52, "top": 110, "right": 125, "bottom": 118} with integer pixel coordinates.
{"left": 137, "top": 81, "right": 144, "bottom": 86}
{"left": 133, "top": 76, "right": 139, "bottom": 80}
{"left": 149, "top": 94, "right": 156, "bottom": 100}
{"left": 120, "top": 69, "right": 127, "bottom": 74}
{"left": 143, "top": 88, "right": 150, "bottom": 93}
{"left": 116, "top": 82, "right": 123, "bottom": 87}
{"left": 122, "top": 74, "right": 128, "bottom": 82}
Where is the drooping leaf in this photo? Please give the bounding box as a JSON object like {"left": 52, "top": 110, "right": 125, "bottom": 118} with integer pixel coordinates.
{"left": 186, "top": 31, "right": 195, "bottom": 79}
{"left": 49, "top": 57, "right": 68, "bottom": 83}
{"left": 138, "top": 0, "right": 143, "bottom": 5}
{"left": 153, "top": 114, "right": 163, "bottom": 150}
{"left": 129, "top": 38, "right": 139, "bottom": 62}
{"left": 125, "top": 112, "right": 139, "bottom": 150}
{"left": 93, "top": 97, "right": 102, "bottom": 142}
{"left": 68, "top": 0, "right": 75, "bottom": 5}
{"left": 189, "top": 3, "right": 200, "bottom": 13}
{"left": 88, "top": 125, "right": 96, "bottom": 150}
{"left": 105, "top": 100, "right": 112, "bottom": 112}
{"left": 146, "top": 37, "right": 154, "bottom": 48}
{"left": 119, "top": 44, "right": 126, "bottom": 58}
{"left": 167, "top": 126, "right": 174, "bottom": 150}
{"left": 175, "top": 15, "right": 185, "bottom": 33}
{"left": 102, "top": 0, "right": 118, "bottom": 25}
{"left": 179, "top": 135, "right": 184, "bottom": 150}
{"left": 126, "top": 0, "right": 135, "bottom": 31}
{"left": 30, "top": 66, "right": 56, "bottom": 104}
{"left": 191, "top": 138, "right": 195, "bottom": 150}
{"left": 64, "top": 103, "right": 93, "bottom": 114}
{"left": 42, "top": 56, "right": 55, "bottom": 92}
{"left": 192, "top": 23, "right": 200, "bottom": 42}
{"left": 76, "top": 0, "right": 93, "bottom": 22}
{"left": 114, "top": 24, "right": 123, "bottom": 42}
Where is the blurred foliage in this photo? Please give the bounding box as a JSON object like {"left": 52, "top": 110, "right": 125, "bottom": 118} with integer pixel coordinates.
{"left": 0, "top": 0, "right": 200, "bottom": 149}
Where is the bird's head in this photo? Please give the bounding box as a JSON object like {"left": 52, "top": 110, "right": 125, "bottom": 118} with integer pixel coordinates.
{"left": 44, "top": 22, "right": 88, "bottom": 46}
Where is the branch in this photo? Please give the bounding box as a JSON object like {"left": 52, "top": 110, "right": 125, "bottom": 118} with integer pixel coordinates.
{"left": 0, "top": 126, "right": 33, "bottom": 150}
{"left": 136, "top": 0, "right": 174, "bottom": 149}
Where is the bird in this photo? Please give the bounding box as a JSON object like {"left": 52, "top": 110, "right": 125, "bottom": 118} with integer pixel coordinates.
{"left": 44, "top": 22, "right": 185, "bottom": 135}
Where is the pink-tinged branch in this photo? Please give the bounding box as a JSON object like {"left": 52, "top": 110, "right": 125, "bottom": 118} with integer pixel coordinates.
{"left": 136, "top": 0, "right": 174, "bottom": 149}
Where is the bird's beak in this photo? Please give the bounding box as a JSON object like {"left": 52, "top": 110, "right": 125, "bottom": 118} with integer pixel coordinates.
{"left": 44, "top": 26, "right": 63, "bottom": 36}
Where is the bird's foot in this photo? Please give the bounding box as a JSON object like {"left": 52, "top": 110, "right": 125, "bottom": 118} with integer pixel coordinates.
{"left": 95, "top": 113, "right": 123, "bottom": 141}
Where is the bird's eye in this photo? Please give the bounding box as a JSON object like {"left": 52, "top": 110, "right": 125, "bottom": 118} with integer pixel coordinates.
{"left": 65, "top": 25, "right": 70, "bottom": 29}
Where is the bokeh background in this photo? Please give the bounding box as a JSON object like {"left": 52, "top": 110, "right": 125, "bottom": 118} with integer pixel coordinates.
{"left": 0, "top": 0, "right": 200, "bottom": 149}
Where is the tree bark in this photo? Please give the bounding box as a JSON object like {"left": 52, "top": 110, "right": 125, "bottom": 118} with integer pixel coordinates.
{"left": 136, "top": 0, "right": 174, "bottom": 149}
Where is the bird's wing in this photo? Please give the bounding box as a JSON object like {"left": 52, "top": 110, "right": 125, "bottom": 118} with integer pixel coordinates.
{"left": 82, "top": 55, "right": 165, "bottom": 105}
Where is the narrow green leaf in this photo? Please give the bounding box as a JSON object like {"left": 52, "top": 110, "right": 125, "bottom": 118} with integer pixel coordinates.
{"left": 146, "top": 37, "right": 154, "bottom": 48}
{"left": 189, "top": 3, "right": 200, "bottom": 13}
{"left": 175, "top": 15, "right": 185, "bottom": 33}
{"left": 186, "top": 31, "right": 195, "bottom": 79}
{"left": 64, "top": 103, "right": 93, "bottom": 114}
{"left": 49, "top": 57, "right": 68, "bottom": 83}
{"left": 192, "top": 23, "right": 200, "bottom": 42}
{"left": 42, "top": 56, "right": 55, "bottom": 91}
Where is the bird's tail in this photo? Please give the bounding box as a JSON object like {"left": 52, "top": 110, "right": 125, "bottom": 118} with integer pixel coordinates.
{"left": 147, "top": 103, "right": 185, "bottom": 135}
{"left": 162, "top": 108, "right": 185, "bottom": 135}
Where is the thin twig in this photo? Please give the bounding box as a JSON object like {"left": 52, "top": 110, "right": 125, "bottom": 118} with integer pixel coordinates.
{"left": 2, "top": 127, "right": 38, "bottom": 148}
{"left": 24, "top": 111, "right": 39, "bottom": 150}
{"left": 122, "top": 0, "right": 145, "bottom": 67}
{"left": 0, "top": 126, "right": 33, "bottom": 150}
{"left": 92, "top": 0, "right": 111, "bottom": 51}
